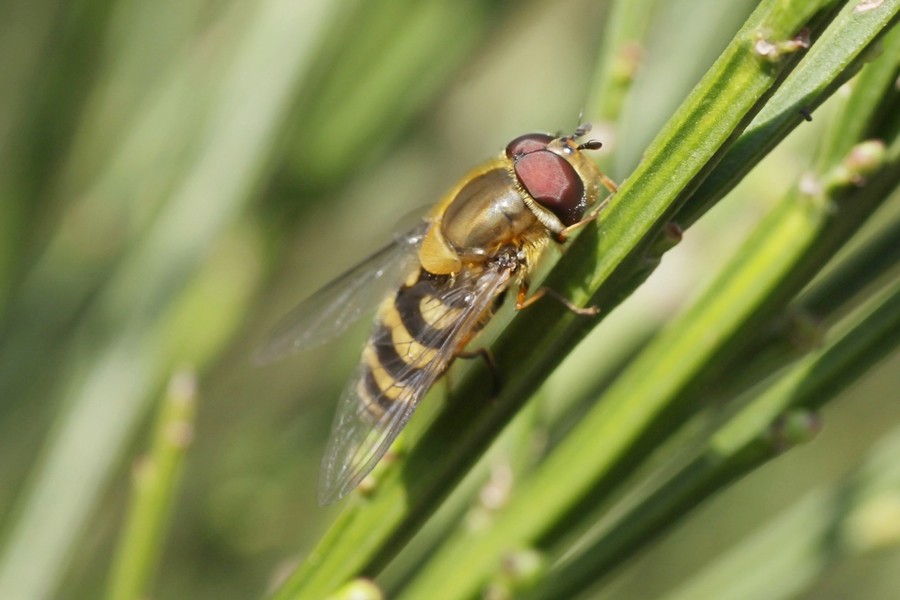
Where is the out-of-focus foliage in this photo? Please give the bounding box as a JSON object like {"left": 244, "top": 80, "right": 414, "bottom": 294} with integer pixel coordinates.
{"left": 0, "top": 1, "right": 897, "bottom": 599}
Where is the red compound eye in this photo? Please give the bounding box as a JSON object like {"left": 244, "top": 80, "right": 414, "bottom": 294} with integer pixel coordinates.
{"left": 513, "top": 150, "right": 585, "bottom": 226}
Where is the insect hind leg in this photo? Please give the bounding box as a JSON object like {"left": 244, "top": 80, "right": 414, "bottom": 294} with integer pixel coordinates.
{"left": 516, "top": 282, "right": 599, "bottom": 316}
{"left": 455, "top": 347, "right": 502, "bottom": 394}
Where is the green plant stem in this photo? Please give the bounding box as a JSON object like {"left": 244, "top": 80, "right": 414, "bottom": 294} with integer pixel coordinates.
{"left": 584, "top": 0, "right": 658, "bottom": 171}
{"left": 377, "top": 395, "right": 544, "bottom": 596}
{"left": 524, "top": 275, "right": 900, "bottom": 600}
{"left": 543, "top": 0, "right": 898, "bottom": 458}
{"left": 719, "top": 197, "right": 900, "bottom": 400}
{"left": 678, "top": 0, "right": 900, "bottom": 228}
{"left": 660, "top": 397, "right": 900, "bottom": 600}
{"left": 681, "top": 22, "right": 900, "bottom": 403}
{"left": 801, "top": 206, "right": 900, "bottom": 320}
{"left": 586, "top": 0, "right": 658, "bottom": 122}
{"left": 105, "top": 370, "right": 198, "bottom": 600}
{"left": 269, "top": 2, "right": 853, "bottom": 599}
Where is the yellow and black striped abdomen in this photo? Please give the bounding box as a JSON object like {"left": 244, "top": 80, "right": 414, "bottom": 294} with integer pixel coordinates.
{"left": 355, "top": 269, "right": 477, "bottom": 420}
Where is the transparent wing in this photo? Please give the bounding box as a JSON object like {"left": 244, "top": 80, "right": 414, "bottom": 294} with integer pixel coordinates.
{"left": 317, "top": 264, "right": 514, "bottom": 504}
{"left": 254, "top": 226, "right": 425, "bottom": 365}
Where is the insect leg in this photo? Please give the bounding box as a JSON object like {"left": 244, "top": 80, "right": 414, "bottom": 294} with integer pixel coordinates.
{"left": 516, "top": 282, "right": 599, "bottom": 316}
{"left": 456, "top": 347, "right": 502, "bottom": 393}
{"left": 598, "top": 171, "right": 619, "bottom": 194}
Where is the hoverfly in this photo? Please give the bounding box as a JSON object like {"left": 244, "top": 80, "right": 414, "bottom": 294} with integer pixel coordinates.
{"left": 257, "top": 126, "right": 616, "bottom": 504}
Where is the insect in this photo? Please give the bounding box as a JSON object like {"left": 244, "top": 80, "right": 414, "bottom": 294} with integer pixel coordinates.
{"left": 257, "top": 126, "right": 617, "bottom": 504}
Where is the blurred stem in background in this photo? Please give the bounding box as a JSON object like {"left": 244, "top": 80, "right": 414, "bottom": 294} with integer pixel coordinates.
{"left": 662, "top": 401, "right": 900, "bottom": 600}
{"left": 0, "top": 0, "right": 334, "bottom": 597}
{"left": 105, "top": 370, "right": 198, "bottom": 600}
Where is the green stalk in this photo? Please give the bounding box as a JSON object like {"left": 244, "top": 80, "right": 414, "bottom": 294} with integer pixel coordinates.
{"left": 585, "top": 0, "right": 658, "bottom": 122}
{"left": 800, "top": 207, "right": 900, "bottom": 321}
{"left": 661, "top": 387, "right": 900, "bottom": 600}
{"left": 677, "top": 20, "right": 900, "bottom": 406}
{"left": 704, "top": 201, "right": 900, "bottom": 406}
{"left": 525, "top": 275, "right": 900, "bottom": 600}
{"left": 679, "top": 0, "right": 900, "bottom": 228}
{"left": 105, "top": 370, "right": 198, "bottom": 600}
{"left": 271, "top": 2, "right": 852, "bottom": 598}
{"left": 531, "top": 195, "right": 900, "bottom": 597}
{"left": 584, "top": 0, "right": 659, "bottom": 172}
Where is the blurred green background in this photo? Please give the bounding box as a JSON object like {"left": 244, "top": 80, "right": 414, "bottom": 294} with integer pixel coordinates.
{"left": 0, "top": 0, "right": 897, "bottom": 598}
